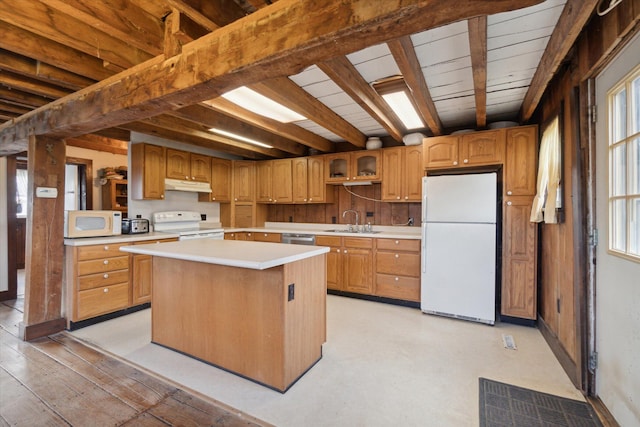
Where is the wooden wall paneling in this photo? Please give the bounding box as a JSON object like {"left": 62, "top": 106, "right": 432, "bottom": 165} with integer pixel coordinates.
{"left": 539, "top": 226, "right": 558, "bottom": 329}
{"left": 307, "top": 204, "right": 327, "bottom": 224}
{"left": 21, "top": 135, "right": 67, "bottom": 340}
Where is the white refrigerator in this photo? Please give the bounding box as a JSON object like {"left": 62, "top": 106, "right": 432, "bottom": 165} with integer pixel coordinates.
{"left": 421, "top": 173, "right": 497, "bottom": 325}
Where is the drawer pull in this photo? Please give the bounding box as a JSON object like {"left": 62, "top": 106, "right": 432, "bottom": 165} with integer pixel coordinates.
{"left": 507, "top": 201, "right": 512, "bottom": 206}
{"left": 103, "top": 288, "right": 109, "bottom": 293}
{"left": 103, "top": 273, "right": 109, "bottom": 279}
{"left": 336, "top": 249, "right": 341, "bottom": 253}
{"left": 395, "top": 254, "right": 399, "bottom": 258}
{"left": 104, "top": 245, "right": 109, "bottom": 250}
{"left": 344, "top": 250, "right": 348, "bottom": 254}
{"left": 395, "top": 240, "right": 399, "bottom": 245}
{"left": 264, "top": 233, "right": 268, "bottom": 237}
{"left": 395, "top": 277, "right": 399, "bottom": 281}
{"left": 103, "top": 260, "right": 109, "bottom": 265}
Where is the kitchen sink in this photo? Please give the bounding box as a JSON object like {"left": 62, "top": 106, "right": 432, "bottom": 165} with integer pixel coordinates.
{"left": 323, "top": 229, "right": 382, "bottom": 234}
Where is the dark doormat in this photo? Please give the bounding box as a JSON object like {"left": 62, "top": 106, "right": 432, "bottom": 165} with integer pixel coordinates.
{"left": 479, "top": 378, "right": 602, "bottom": 426}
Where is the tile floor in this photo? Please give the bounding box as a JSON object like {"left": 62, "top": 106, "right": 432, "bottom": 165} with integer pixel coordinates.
{"left": 71, "top": 295, "right": 584, "bottom": 427}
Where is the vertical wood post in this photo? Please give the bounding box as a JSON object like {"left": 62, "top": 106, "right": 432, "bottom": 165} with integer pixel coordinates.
{"left": 20, "top": 135, "right": 66, "bottom": 340}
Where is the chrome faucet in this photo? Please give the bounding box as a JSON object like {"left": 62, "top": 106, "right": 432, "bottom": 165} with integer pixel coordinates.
{"left": 342, "top": 209, "right": 359, "bottom": 232}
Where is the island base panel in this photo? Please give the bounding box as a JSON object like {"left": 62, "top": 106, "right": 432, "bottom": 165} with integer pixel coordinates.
{"left": 151, "top": 255, "right": 326, "bottom": 392}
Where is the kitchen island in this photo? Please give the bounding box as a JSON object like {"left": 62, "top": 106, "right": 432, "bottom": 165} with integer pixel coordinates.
{"left": 121, "top": 239, "right": 329, "bottom": 392}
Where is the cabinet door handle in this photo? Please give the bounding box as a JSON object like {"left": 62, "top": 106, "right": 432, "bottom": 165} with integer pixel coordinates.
{"left": 463, "top": 159, "right": 469, "bottom": 164}
{"left": 212, "top": 197, "right": 216, "bottom": 200}
{"left": 103, "top": 288, "right": 109, "bottom": 293}
{"left": 104, "top": 245, "right": 109, "bottom": 250}
{"left": 395, "top": 254, "right": 399, "bottom": 258}
{"left": 404, "top": 196, "right": 408, "bottom": 200}
{"left": 103, "top": 260, "right": 109, "bottom": 265}
{"left": 396, "top": 196, "right": 400, "bottom": 200}
{"left": 395, "top": 277, "right": 399, "bottom": 281}
{"left": 103, "top": 273, "right": 109, "bottom": 279}
{"left": 161, "top": 194, "right": 164, "bottom": 199}
{"left": 395, "top": 240, "right": 399, "bottom": 245}
{"left": 507, "top": 190, "right": 512, "bottom": 196}
{"left": 336, "top": 249, "right": 341, "bottom": 253}
{"left": 507, "top": 201, "right": 512, "bottom": 206}
{"left": 453, "top": 161, "right": 458, "bottom": 166}
{"left": 344, "top": 249, "right": 348, "bottom": 254}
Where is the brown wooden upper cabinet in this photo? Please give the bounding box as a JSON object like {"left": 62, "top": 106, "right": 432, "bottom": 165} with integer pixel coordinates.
{"left": 292, "top": 156, "right": 333, "bottom": 204}
{"left": 232, "top": 160, "right": 255, "bottom": 202}
{"left": 199, "top": 157, "right": 232, "bottom": 203}
{"left": 257, "top": 159, "right": 293, "bottom": 204}
{"left": 325, "top": 150, "right": 381, "bottom": 183}
{"left": 504, "top": 126, "right": 538, "bottom": 196}
{"left": 166, "top": 148, "right": 211, "bottom": 183}
{"left": 423, "top": 130, "right": 505, "bottom": 169}
{"left": 382, "top": 145, "right": 423, "bottom": 202}
{"left": 131, "top": 143, "right": 166, "bottom": 200}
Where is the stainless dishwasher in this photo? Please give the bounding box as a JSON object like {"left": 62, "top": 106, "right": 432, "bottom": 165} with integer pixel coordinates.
{"left": 281, "top": 233, "right": 316, "bottom": 245}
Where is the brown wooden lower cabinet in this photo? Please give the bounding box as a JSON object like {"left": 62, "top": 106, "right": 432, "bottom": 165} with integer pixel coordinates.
{"left": 317, "top": 235, "right": 420, "bottom": 301}
{"left": 65, "top": 243, "right": 131, "bottom": 325}
{"left": 501, "top": 196, "right": 537, "bottom": 319}
{"left": 374, "top": 238, "right": 421, "bottom": 302}
{"left": 130, "top": 238, "right": 178, "bottom": 305}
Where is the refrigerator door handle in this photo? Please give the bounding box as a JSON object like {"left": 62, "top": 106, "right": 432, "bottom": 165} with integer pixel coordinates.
{"left": 421, "top": 226, "right": 427, "bottom": 274}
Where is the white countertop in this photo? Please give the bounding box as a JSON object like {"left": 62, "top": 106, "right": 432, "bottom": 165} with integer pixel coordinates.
{"left": 226, "top": 222, "right": 422, "bottom": 239}
{"left": 64, "top": 231, "right": 180, "bottom": 246}
{"left": 120, "top": 239, "right": 330, "bottom": 270}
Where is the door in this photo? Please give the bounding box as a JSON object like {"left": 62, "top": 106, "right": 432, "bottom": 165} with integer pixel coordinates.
{"left": 593, "top": 33, "right": 640, "bottom": 424}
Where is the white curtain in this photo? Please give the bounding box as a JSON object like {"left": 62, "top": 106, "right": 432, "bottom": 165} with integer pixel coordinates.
{"left": 530, "top": 116, "right": 561, "bottom": 223}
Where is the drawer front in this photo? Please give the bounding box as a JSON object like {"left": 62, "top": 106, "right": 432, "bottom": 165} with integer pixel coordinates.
{"left": 77, "top": 244, "right": 127, "bottom": 260}
{"left": 316, "top": 235, "right": 341, "bottom": 247}
{"left": 375, "top": 251, "right": 420, "bottom": 276}
{"left": 253, "top": 232, "right": 281, "bottom": 243}
{"left": 133, "top": 238, "right": 178, "bottom": 245}
{"left": 343, "top": 237, "right": 373, "bottom": 249}
{"left": 376, "top": 274, "right": 420, "bottom": 302}
{"left": 79, "top": 269, "right": 129, "bottom": 291}
{"left": 77, "top": 282, "right": 130, "bottom": 320}
{"left": 78, "top": 255, "right": 129, "bottom": 275}
{"left": 376, "top": 238, "right": 420, "bottom": 252}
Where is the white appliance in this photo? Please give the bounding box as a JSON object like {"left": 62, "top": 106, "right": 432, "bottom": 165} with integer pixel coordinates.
{"left": 64, "top": 210, "right": 122, "bottom": 238}
{"left": 421, "top": 173, "right": 497, "bottom": 325}
{"left": 152, "top": 211, "right": 224, "bottom": 240}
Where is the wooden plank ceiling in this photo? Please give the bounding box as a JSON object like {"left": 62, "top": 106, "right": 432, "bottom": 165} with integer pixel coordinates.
{"left": 0, "top": 0, "right": 597, "bottom": 158}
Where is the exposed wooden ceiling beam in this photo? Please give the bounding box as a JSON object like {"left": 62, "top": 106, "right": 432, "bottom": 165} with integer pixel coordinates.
{"left": 520, "top": 0, "right": 600, "bottom": 122}
{"left": 65, "top": 134, "right": 128, "bottom": 156}
{"left": 387, "top": 36, "right": 444, "bottom": 136}
{"left": 40, "top": 0, "right": 165, "bottom": 55}
{"left": 168, "top": 0, "right": 247, "bottom": 29}
{"left": 139, "top": 114, "right": 288, "bottom": 157}
{"left": 92, "top": 127, "right": 131, "bottom": 142}
{"left": 0, "top": 49, "right": 95, "bottom": 91}
{"left": 0, "top": 0, "right": 154, "bottom": 69}
{"left": 203, "top": 98, "right": 334, "bottom": 153}
{"left": 468, "top": 16, "right": 487, "bottom": 128}
{"left": 0, "top": 101, "right": 31, "bottom": 116}
{"left": 170, "top": 104, "right": 308, "bottom": 156}
{"left": 251, "top": 77, "right": 367, "bottom": 148}
{"left": 122, "top": 120, "right": 266, "bottom": 160}
{"left": 0, "top": 0, "right": 544, "bottom": 152}
{"left": 318, "top": 56, "right": 404, "bottom": 142}
{"left": 0, "top": 71, "right": 72, "bottom": 99}
{"left": 0, "top": 21, "right": 114, "bottom": 81}
{"left": 0, "top": 87, "right": 50, "bottom": 109}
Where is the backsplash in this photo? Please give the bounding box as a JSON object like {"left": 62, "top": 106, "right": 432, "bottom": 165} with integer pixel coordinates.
{"left": 267, "top": 184, "right": 421, "bottom": 227}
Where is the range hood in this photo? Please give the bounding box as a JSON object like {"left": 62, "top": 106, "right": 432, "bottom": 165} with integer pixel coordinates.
{"left": 343, "top": 181, "right": 373, "bottom": 186}
{"left": 164, "top": 178, "right": 212, "bottom": 193}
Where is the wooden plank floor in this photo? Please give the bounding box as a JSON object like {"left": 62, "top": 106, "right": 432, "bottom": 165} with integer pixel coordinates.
{"left": 0, "top": 300, "right": 271, "bottom": 426}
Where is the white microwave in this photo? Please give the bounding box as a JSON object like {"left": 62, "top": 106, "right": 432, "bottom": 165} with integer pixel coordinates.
{"left": 64, "top": 210, "right": 122, "bottom": 238}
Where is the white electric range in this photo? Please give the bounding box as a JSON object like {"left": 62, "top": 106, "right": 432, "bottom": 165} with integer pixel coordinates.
{"left": 152, "top": 211, "right": 224, "bottom": 240}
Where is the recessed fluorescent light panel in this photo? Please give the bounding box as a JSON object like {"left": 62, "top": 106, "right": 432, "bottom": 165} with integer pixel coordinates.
{"left": 209, "top": 128, "right": 273, "bottom": 149}
{"left": 382, "top": 91, "right": 425, "bottom": 130}
{"left": 221, "top": 86, "right": 306, "bottom": 123}
{"left": 373, "top": 75, "right": 425, "bottom": 131}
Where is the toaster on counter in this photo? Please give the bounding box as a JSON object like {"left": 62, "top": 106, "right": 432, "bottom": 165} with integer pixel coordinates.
{"left": 122, "top": 218, "right": 149, "bottom": 234}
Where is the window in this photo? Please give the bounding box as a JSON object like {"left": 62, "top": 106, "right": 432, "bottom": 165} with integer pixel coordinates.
{"left": 608, "top": 65, "right": 640, "bottom": 259}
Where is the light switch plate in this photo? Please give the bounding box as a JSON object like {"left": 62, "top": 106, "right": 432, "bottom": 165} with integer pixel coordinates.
{"left": 36, "top": 187, "right": 58, "bottom": 198}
